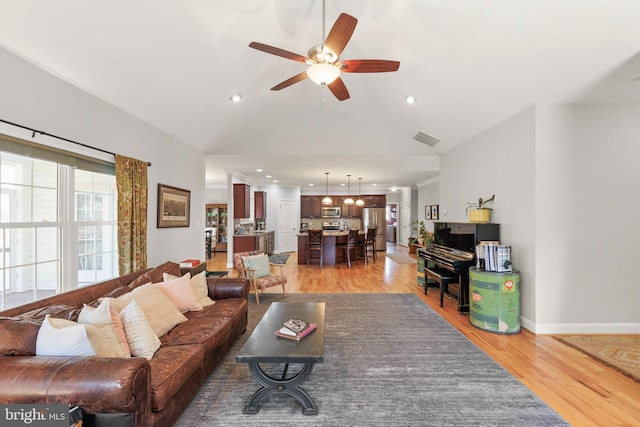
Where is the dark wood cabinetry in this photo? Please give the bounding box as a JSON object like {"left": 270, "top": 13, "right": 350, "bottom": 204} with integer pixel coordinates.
{"left": 363, "top": 195, "right": 386, "bottom": 207}
{"left": 255, "top": 191, "right": 267, "bottom": 220}
{"left": 233, "top": 183, "right": 250, "bottom": 218}
{"left": 300, "top": 194, "right": 384, "bottom": 218}
{"left": 233, "top": 231, "right": 275, "bottom": 254}
{"left": 301, "top": 196, "right": 322, "bottom": 218}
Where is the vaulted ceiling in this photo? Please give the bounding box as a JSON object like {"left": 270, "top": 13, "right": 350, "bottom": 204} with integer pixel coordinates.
{"left": 0, "top": 1, "right": 638, "bottom": 191}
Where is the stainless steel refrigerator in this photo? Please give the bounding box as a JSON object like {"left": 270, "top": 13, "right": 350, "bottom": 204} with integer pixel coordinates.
{"left": 362, "top": 208, "right": 387, "bottom": 251}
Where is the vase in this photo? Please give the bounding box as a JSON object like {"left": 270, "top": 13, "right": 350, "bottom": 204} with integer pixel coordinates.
{"left": 469, "top": 208, "right": 491, "bottom": 223}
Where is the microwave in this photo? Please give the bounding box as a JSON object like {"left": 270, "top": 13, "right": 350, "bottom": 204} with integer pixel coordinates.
{"left": 322, "top": 207, "right": 341, "bottom": 218}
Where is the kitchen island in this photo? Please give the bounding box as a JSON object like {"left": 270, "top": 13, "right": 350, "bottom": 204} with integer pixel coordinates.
{"left": 297, "top": 231, "right": 364, "bottom": 266}
{"left": 234, "top": 230, "right": 275, "bottom": 254}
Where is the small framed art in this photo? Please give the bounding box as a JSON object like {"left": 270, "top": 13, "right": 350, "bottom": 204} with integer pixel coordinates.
{"left": 157, "top": 184, "right": 191, "bottom": 228}
{"left": 431, "top": 205, "right": 439, "bottom": 220}
{"left": 425, "top": 206, "right": 432, "bottom": 219}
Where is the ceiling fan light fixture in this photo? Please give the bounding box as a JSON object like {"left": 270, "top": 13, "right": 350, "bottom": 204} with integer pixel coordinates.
{"left": 307, "top": 63, "right": 341, "bottom": 86}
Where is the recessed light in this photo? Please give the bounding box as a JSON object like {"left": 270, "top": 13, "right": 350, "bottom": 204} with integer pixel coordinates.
{"left": 309, "top": 183, "right": 314, "bottom": 186}
{"left": 341, "top": 183, "right": 346, "bottom": 186}
{"left": 256, "top": 168, "right": 263, "bottom": 172}
{"left": 372, "top": 183, "right": 377, "bottom": 186}
{"left": 230, "top": 94, "right": 242, "bottom": 103}
{"left": 405, "top": 95, "right": 417, "bottom": 104}
{"left": 266, "top": 175, "right": 272, "bottom": 178}
{"left": 273, "top": 180, "right": 278, "bottom": 183}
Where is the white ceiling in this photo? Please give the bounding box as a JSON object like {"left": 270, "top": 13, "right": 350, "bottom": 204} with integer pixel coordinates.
{"left": 0, "top": 1, "right": 638, "bottom": 191}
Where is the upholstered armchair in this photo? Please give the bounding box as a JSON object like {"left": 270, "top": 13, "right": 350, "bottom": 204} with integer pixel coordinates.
{"left": 233, "top": 251, "right": 287, "bottom": 304}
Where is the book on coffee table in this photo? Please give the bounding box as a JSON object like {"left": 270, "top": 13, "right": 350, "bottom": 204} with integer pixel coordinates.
{"left": 282, "top": 317, "right": 311, "bottom": 334}
{"left": 276, "top": 322, "right": 317, "bottom": 341}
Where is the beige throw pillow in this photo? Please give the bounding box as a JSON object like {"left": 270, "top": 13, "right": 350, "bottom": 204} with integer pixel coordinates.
{"left": 110, "top": 284, "right": 187, "bottom": 337}
{"left": 153, "top": 273, "right": 203, "bottom": 312}
{"left": 163, "top": 271, "right": 215, "bottom": 307}
{"left": 78, "top": 299, "right": 131, "bottom": 357}
{"left": 119, "top": 300, "right": 161, "bottom": 360}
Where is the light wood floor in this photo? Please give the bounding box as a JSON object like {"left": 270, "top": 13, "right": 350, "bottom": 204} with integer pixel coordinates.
{"left": 207, "top": 244, "right": 639, "bottom": 426}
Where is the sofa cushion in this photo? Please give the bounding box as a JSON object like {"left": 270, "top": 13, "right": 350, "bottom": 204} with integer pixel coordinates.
{"left": 78, "top": 299, "right": 131, "bottom": 357}
{"left": 160, "top": 315, "right": 232, "bottom": 355}
{"left": 163, "top": 271, "right": 215, "bottom": 307}
{"left": 153, "top": 274, "right": 203, "bottom": 313}
{"left": 148, "top": 344, "right": 205, "bottom": 412}
{"left": 0, "top": 317, "right": 43, "bottom": 356}
{"left": 119, "top": 300, "right": 161, "bottom": 360}
{"left": 36, "top": 315, "right": 118, "bottom": 357}
{"left": 110, "top": 284, "right": 187, "bottom": 337}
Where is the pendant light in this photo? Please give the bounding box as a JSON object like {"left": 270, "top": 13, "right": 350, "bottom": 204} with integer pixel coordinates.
{"left": 322, "top": 172, "right": 333, "bottom": 205}
{"left": 344, "top": 174, "right": 354, "bottom": 205}
{"left": 355, "top": 177, "right": 365, "bottom": 206}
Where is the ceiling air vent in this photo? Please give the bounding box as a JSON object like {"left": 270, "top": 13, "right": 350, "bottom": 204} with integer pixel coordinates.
{"left": 413, "top": 131, "right": 441, "bottom": 147}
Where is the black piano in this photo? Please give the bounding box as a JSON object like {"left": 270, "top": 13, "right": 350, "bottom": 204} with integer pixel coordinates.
{"left": 418, "top": 222, "right": 500, "bottom": 313}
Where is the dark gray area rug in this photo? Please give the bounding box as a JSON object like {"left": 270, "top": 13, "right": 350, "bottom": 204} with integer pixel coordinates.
{"left": 175, "top": 293, "right": 567, "bottom": 426}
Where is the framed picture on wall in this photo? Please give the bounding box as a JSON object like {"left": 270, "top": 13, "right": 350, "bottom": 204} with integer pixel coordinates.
{"left": 431, "top": 205, "right": 439, "bottom": 220}
{"left": 157, "top": 184, "right": 191, "bottom": 228}
{"left": 425, "top": 205, "right": 432, "bottom": 219}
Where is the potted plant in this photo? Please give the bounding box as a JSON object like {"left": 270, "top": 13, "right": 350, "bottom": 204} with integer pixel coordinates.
{"left": 409, "top": 221, "right": 433, "bottom": 253}
{"left": 466, "top": 194, "right": 495, "bottom": 223}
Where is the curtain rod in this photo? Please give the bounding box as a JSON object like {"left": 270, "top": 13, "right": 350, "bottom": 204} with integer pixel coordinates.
{"left": 0, "top": 118, "right": 152, "bottom": 166}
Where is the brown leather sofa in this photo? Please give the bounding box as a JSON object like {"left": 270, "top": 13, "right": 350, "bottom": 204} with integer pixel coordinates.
{"left": 0, "top": 261, "right": 249, "bottom": 427}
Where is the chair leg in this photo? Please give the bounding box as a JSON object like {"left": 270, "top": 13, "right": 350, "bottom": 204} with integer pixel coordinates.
{"left": 253, "top": 281, "right": 260, "bottom": 304}
{"left": 282, "top": 284, "right": 286, "bottom": 296}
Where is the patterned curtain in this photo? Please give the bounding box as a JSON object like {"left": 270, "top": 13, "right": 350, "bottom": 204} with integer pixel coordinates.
{"left": 115, "top": 154, "right": 148, "bottom": 275}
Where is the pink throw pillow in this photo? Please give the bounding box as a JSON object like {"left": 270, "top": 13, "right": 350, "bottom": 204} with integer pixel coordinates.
{"left": 152, "top": 274, "right": 203, "bottom": 313}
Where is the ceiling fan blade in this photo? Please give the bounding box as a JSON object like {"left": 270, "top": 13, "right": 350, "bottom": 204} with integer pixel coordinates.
{"left": 271, "top": 71, "right": 308, "bottom": 91}
{"left": 249, "top": 42, "right": 309, "bottom": 63}
{"left": 324, "top": 13, "right": 357, "bottom": 58}
{"left": 328, "top": 77, "right": 350, "bottom": 101}
{"left": 341, "top": 59, "right": 400, "bottom": 73}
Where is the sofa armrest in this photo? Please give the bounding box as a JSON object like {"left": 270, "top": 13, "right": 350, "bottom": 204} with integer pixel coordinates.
{"left": 207, "top": 277, "right": 250, "bottom": 300}
{"left": 0, "top": 356, "right": 151, "bottom": 418}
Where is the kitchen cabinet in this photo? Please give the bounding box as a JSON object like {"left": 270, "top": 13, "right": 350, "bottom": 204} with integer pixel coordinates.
{"left": 233, "top": 231, "right": 274, "bottom": 254}
{"left": 341, "top": 199, "right": 362, "bottom": 218}
{"left": 255, "top": 191, "right": 267, "bottom": 220}
{"left": 205, "top": 204, "right": 227, "bottom": 252}
{"left": 233, "top": 183, "right": 251, "bottom": 218}
{"left": 301, "top": 196, "right": 322, "bottom": 218}
{"left": 363, "top": 195, "right": 386, "bottom": 207}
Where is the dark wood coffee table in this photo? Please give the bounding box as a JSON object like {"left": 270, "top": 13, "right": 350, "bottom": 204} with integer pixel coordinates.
{"left": 236, "top": 302, "right": 325, "bottom": 415}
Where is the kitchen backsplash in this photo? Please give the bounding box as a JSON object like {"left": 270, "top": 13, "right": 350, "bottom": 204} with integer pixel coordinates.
{"left": 302, "top": 218, "right": 362, "bottom": 230}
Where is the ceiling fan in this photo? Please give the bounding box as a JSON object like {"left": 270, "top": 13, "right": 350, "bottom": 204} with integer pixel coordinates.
{"left": 249, "top": 1, "right": 400, "bottom": 101}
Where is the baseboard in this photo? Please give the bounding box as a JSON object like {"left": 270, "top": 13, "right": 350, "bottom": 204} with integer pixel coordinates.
{"left": 522, "top": 316, "right": 640, "bottom": 334}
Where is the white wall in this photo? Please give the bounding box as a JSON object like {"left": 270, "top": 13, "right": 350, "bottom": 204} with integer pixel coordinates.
{"left": 441, "top": 104, "right": 639, "bottom": 333}
{"left": 440, "top": 107, "right": 537, "bottom": 326}
{"left": 535, "top": 104, "right": 640, "bottom": 333}
{"left": 0, "top": 48, "right": 206, "bottom": 267}
{"left": 417, "top": 179, "right": 440, "bottom": 233}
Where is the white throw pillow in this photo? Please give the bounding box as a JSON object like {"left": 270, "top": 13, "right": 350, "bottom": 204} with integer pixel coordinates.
{"left": 119, "top": 300, "right": 161, "bottom": 360}
{"left": 36, "top": 315, "right": 117, "bottom": 357}
{"left": 163, "top": 271, "right": 215, "bottom": 307}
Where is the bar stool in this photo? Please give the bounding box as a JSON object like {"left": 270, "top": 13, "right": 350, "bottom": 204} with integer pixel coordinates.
{"left": 336, "top": 229, "right": 359, "bottom": 267}
{"left": 359, "top": 227, "right": 377, "bottom": 263}
{"left": 307, "top": 229, "right": 324, "bottom": 267}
